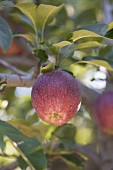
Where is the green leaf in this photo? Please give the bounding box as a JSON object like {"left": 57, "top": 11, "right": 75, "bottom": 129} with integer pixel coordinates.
{"left": 17, "top": 156, "right": 28, "bottom": 170}
{"left": 60, "top": 55, "right": 113, "bottom": 71}
{"left": 0, "top": 16, "right": 12, "bottom": 52}
{"left": 0, "top": 128, "right": 6, "bottom": 152}
{"left": 62, "top": 154, "right": 82, "bottom": 166}
{"left": 34, "top": 48, "right": 48, "bottom": 62}
{"left": 72, "top": 41, "right": 103, "bottom": 50}
{"left": 66, "top": 32, "right": 73, "bottom": 41}
{"left": 105, "top": 22, "right": 113, "bottom": 39}
{"left": 36, "top": 4, "right": 64, "bottom": 38}
{"left": 13, "top": 33, "right": 35, "bottom": 43}
{"left": 0, "top": 81, "right": 7, "bottom": 91}
{"left": 107, "top": 22, "right": 113, "bottom": 31}
{"left": 58, "top": 41, "right": 103, "bottom": 69}
{"left": 68, "top": 30, "right": 103, "bottom": 42}
{"left": 12, "top": 3, "right": 37, "bottom": 33}
{"left": 27, "top": 149, "right": 47, "bottom": 170}
{"left": 59, "top": 57, "right": 77, "bottom": 69}
{"left": 11, "top": 3, "right": 64, "bottom": 43}
{"left": 49, "top": 41, "right": 72, "bottom": 55}
{"left": 0, "top": 119, "right": 47, "bottom": 170}
{"left": 53, "top": 124, "right": 76, "bottom": 148}
{"left": 12, "top": 3, "right": 64, "bottom": 32}
{"left": 79, "top": 23, "right": 108, "bottom": 36}
{"left": 41, "top": 62, "right": 55, "bottom": 73}
{"left": 78, "top": 56, "right": 113, "bottom": 71}
{"left": 59, "top": 44, "right": 75, "bottom": 63}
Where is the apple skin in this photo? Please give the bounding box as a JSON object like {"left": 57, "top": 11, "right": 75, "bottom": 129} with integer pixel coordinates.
{"left": 0, "top": 40, "right": 23, "bottom": 56}
{"left": 93, "top": 91, "right": 113, "bottom": 134}
{"left": 31, "top": 70, "right": 81, "bottom": 126}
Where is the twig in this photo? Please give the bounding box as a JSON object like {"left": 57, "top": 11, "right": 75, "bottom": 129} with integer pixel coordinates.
{"left": 0, "top": 59, "right": 41, "bottom": 89}
{"left": 0, "top": 73, "right": 35, "bottom": 88}
{"left": 32, "top": 59, "right": 41, "bottom": 78}
{"left": 0, "top": 58, "right": 28, "bottom": 76}
{"left": 1, "top": 55, "right": 37, "bottom": 68}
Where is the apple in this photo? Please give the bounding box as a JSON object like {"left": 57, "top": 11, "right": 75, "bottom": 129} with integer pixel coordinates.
{"left": 93, "top": 91, "right": 113, "bottom": 134}
{"left": 0, "top": 40, "right": 23, "bottom": 56}
{"left": 31, "top": 70, "right": 81, "bottom": 126}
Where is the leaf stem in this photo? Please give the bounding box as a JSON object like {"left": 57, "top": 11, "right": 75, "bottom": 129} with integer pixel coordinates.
{"left": 35, "top": 29, "right": 39, "bottom": 49}
{"left": 55, "top": 54, "right": 60, "bottom": 68}
{"left": 41, "top": 26, "right": 44, "bottom": 43}
{"left": 8, "top": 138, "right": 37, "bottom": 170}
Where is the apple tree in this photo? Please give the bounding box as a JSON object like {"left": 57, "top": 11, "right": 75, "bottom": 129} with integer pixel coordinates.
{"left": 0, "top": 0, "right": 113, "bottom": 170}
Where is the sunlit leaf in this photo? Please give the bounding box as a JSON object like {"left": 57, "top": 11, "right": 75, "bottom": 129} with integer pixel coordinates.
{"left": 12, "top": 3, "right": 37, "bottom": 33}
{"left": 69, "top": 30, "right": 103, "bottom": 42}
{"left": 79, "top": 23, "right": 107, "bottom": 36}
{"left": 78, "top": 56, "right": 113, "bottom": 70}
{"left": 60, "top": 54, "right": 113, "bottom": 71}
{"left": 49, "top": 41, "right": 72, "bottom": 55}
{"left": 107, "top": 22, "right": 113, "bottom": 31}
{"left": 14, "top": 33, "right": 35, "bottom": 43}
{"left": 10, "top": 3, "right": 64, "bottom": 43}
{"left": 41, "top": 62, "right": 55, "bottom": 73}
{"left": 105, "top": 22, "right": 113, "bottom": 39}
{"left": 72, "top": 41, "right": 103, "bottom": 50}
{"left": 78, "top": 22, "right": 113, "bottom": 39}
{"left": 36, "top": 4, "right": 64, "bottom": 31}
{"left": 0, "top": 81, "right": 7, "bottom": 91}
{"left": 0, "top": 120, "right": 47, "bottom": 170}
{"left": 58, "top": 41, "right": 103, "bottom": 69}
{"left": 0, "top": 16, "right": 12, "bottom": 52}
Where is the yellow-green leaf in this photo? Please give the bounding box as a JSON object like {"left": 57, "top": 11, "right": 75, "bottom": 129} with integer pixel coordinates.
{"left": 10, "top": 3, "right": 64, "bottom": 43}
{"left": 71, "top": 30, "right": 103, "bottom": 42}
{"left": 0, "top": 16, "right": 12, "bottom": 52}
{"left": 77, "top": 60, "right": 113, "bottom": 71}
{"left": 107, "top": 22, "right": 113, "bottom": 31}
{"left": 49, "top": 41, "right": 72, "bottom": 55}
{"left": 73, "top": 41, "right": 103, "bottom": 50}
{"left": 12, "top": 3, "right": 37, "bottom": 33}
{"left": 13, "top": 33, "right": 34, "bottom": 43}
{"left": 41, "top": 62, "right": 55, "bottom": 73}
{"left": 36, "top": 4, "right": 64, "bottom": 30}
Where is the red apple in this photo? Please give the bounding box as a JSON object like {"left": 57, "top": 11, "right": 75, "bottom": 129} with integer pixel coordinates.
{"left": 31, "top": 70, "right": 81, "bottom": 126}
{"left": 93, "top": 91, "right": 113, "bottom": 134}
{"left": 0, "top": 40, "right": 23, "bottom": 56}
